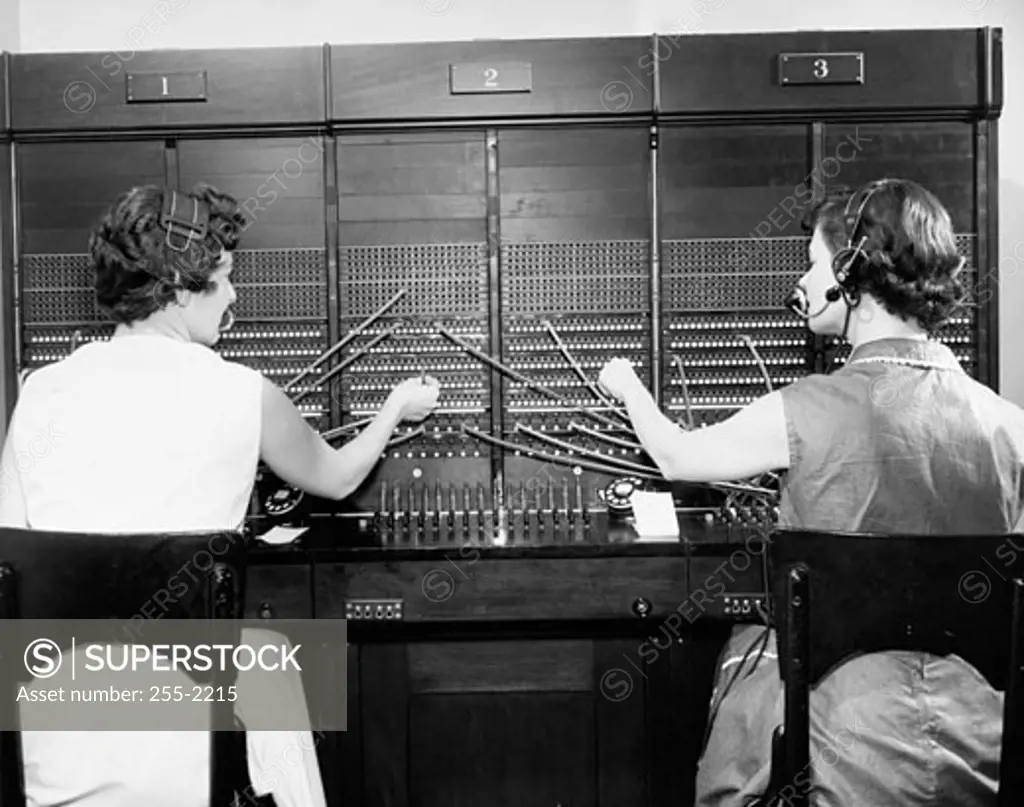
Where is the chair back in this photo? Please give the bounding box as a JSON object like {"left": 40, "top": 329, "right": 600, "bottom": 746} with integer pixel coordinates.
{"left": 768, "top": 529, "right": 1023, "bottom": 689}
{"left": 0, "top": 528, "right": 247, "bottom": 620}
{"left": 766, "top": 528, "right": 1024, "bottom": 807}
{"left": 0, "top": 528, "right": 249, "bottom": 807}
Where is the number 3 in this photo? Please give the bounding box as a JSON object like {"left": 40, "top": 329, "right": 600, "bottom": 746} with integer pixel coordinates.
{"left": 483, "top": 67, "right": 499, "bottom": 88}
{"left": 813, "top": 58, "right": 829, "bottom": 79}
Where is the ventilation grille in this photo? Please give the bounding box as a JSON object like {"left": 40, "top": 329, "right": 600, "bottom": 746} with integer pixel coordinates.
{"left": 21, "top": 248, "right": 327, "bottom": 323}
{"left": 339, "top": 243, "right": 488, "bottom": 319}
{"left": 502, "top": 241, "right": 649, "bottom": 315}
{"left": 662, "top": 236, "right": 808, "bottom": 311}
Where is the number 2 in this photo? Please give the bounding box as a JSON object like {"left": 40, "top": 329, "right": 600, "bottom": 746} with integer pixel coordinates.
{"left": 161, "top": 76, "right": 169, "bottom": 95}
{"left": 813, "top": 58, "right": 829, "bottom": 79}
{"left": 483, "top": 67, "right": 499, "bottom": 88}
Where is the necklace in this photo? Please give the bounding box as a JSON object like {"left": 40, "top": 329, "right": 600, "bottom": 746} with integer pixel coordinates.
{"left": 849, "top": 356, "right": 957, "bottom": 371}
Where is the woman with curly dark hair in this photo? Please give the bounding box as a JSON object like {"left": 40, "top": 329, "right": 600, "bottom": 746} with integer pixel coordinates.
{"left": 0, "top": 183, "right": 439, "bottom": 807}
{"left": 599, "top": 178, "right": 1024, "bottom": 805}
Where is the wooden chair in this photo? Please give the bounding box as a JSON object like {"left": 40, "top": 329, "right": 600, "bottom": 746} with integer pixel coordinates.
{"left": 0, "top": 528, "right": 250, "bottom": 807}
{"left": 762, "top": 529, "right": 1024, "bottom": 807}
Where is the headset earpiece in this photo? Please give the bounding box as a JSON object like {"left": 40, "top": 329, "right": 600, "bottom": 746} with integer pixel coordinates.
{"left": 830, "top": 235, "right": 869, "bottom": 288}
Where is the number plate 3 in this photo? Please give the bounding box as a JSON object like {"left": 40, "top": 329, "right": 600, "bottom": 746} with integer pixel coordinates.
{"left": 778, "top": 52, "right": 864, "bottom": 86}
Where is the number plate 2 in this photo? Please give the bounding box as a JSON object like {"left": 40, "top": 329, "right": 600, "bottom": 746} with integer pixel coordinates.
{"left": 778, "top": 52, "right": 864, "bottom": 86}
{"left": 449, "top": 62, "right": 533, "bottom": 94}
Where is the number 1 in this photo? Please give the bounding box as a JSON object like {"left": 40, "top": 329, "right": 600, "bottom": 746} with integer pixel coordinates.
{"left": 161, "top": 76, "right": 169, "bottom": 95}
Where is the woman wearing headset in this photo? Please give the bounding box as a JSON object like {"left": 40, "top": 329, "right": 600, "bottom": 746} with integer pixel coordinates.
{"left": 0, "top": 183, "right": 440, "bottom": 807}
{"left": 599, "top": 178, "right": 1024, "bottom": 806}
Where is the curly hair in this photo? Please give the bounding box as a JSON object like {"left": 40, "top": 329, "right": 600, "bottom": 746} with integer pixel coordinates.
{"left": 802, "top": 179, "right": 967, "bottom": 333}
{"left": 89, "top": 183, "right": 248, "bottom": 324}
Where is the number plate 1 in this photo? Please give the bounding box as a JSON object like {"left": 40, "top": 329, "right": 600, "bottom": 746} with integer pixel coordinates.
{"left": 449, "top": 62, "right": 533, "bottom": 94}
{"left": 126, "top": 71, "right": 208, "bottom": 103}
{"left": 778, "top": 52, "right": 864, "bottom": 86}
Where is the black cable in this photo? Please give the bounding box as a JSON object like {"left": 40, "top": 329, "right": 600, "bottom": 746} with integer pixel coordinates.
{"left": 700, "top": 531, "right": 776, "bottom": 756}
{"left": 700, "top": 624, "right": 771, "bottom": 755}
{"left": 824, "top": 301, "right": 854, "bottom": 374}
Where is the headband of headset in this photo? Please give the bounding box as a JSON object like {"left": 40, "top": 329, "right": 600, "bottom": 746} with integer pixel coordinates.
{"left": 160, "top": 190, "right": 209, "bottom": 253}
{"left": 831, "top": 178, "right": 897, "bottom": 287}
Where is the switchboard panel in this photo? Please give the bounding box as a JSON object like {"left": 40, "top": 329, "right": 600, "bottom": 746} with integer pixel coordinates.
{"left": 0, "top": 31, "right": 1005, "bottom": 807}
{"left": 2, "top": 29, "right": 1004, "bottom": 539}
{"left": 335, "top": 132, "right": 492, "bottom": 518}
{"left": 498, "top": 126, "right": 652, "bottom": 511}
{"left": 17, "top": 141, "right": 167, "bottom": 370}
{"left": 658, "top": 124, "right": 813, "bottom": 426}
{"left": 657, "top": 28, "right": 996, "bottom": 115}
{"left": 10, "top": 46, "right": 325, "bottom": 132}
{"left": 330, "top": 38, "right": 654, "bottom": 121}
{"left": 176, "top": 137, "right": 330, "bottom": 428}
{"left": 820, "top": 122, "right": 986, "bottom": 379}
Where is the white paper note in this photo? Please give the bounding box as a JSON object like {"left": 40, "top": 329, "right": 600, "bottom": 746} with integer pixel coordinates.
{"left": 630, "top": 491, "right": 680, "bottom": 542}
{"left": 257, "top": 526, "right": 309, "bottom": 546}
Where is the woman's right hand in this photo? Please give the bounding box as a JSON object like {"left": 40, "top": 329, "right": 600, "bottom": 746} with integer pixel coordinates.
{"left": 385, "top": 376, "right": 441, "bottom": 423}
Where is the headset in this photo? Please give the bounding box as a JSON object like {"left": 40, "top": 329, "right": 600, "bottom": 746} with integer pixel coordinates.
{"left": 159, "top": 190, "right": 234, "bottom": 332}
{"left": 785, "top": 178, "right": 895, "bottom": 321}
{"left": 160, "top": 189, "right": 209, "bottom": 253}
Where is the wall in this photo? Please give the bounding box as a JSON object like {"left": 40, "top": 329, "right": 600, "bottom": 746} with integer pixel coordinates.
{"left": 10, "top": 0, "right": 1023, "bottom": 404}
{"left": 0, "top": 0, "right": 17, "bottom": 52}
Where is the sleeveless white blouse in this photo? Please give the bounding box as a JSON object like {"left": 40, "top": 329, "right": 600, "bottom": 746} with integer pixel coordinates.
{"left": 8, "top": 333, "right": 262, "bottom": 532}
{"left": 3, "top": 335, "right": 324, "bottom": 807}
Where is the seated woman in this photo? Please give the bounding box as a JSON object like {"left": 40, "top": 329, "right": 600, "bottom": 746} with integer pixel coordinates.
{"left": 599, "top": 178, "right": 1024, "bottom": 806}
{"left": 0, "top": 183, "right": 440, "bottom": 807}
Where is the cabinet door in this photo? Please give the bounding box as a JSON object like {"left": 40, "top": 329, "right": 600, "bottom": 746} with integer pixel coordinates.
{"left": 17, "top": 141, "right": 166, "bottom": 371}
{"left": 821, "top": 122, "right": 986, "bottom": 380}
{"left": 658, "top": 124, "right": 814, "bottom": 427}
{"left": 176, "top": 137, "right": 329, "bottom": 428}
{"left": 498, "top": 126, "right": 652, "bottom": 517}
{"left": 335, "top": 132, "right": 492, "bottom": 517}
{"left": 353, "top": 634, "right": 660, "bottom": 807}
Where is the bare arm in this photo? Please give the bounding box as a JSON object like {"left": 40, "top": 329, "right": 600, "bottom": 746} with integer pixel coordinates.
{"left": 259, "top": 376, "right": 437, "bottom": 500}
{"left": 602, "top": 360, "right": 790, "bottom": 482}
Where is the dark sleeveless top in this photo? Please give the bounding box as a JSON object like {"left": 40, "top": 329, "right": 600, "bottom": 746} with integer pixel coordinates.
{"left": 777, "top": 337, "right": 1024, "bottom": 535}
